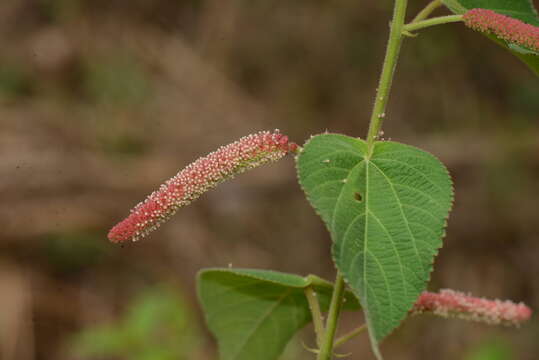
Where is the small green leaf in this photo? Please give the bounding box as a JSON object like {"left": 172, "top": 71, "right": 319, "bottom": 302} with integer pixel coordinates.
{"left": 296, "top": 134, "right": 453, "bottom": 358}
{"left": 442, "top": 0, "right": 539, "bottom": 75}
{"left": 197, "top": 268, "right": 360, "bottom": 360}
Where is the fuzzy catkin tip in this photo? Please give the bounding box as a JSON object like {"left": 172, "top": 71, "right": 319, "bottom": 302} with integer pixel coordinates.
{"left": 463, "top": 8, "right": 539, "bottom": 52}
{"left": 108, "top": 130, "right": 297, "bottom": 243}
{"left": 413, "top": 289, "right": 532, "bottom": 326}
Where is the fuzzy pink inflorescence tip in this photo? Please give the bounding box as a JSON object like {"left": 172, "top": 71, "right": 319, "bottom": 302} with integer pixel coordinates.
{"left": 463, "top": 8, "right": 539, "bottom": 52}
{"left": 413, "top": 289, "right": 532, "bottom": 326}
{"left": 108, "top": 130, "right": 297, "bottom": 243}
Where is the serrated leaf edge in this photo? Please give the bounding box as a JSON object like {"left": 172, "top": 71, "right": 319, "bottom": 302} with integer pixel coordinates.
{"left": 295, "top": 133, "right": 455, "bottom": 357}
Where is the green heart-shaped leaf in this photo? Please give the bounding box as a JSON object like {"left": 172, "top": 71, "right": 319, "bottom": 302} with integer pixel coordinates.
{"left": 296, "top": 134, "right": 453, "bottom": 358}
{"left": 442, "top": 0, "right": 539, "bottom": 75}
{"left": 197, "top": 268, "right": 360, "bottom": 360}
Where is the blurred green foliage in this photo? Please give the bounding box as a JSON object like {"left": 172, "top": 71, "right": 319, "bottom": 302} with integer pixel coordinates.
{"left": 465, "top": 338, "right": 514, "bottom": 360}
{"left": 510, "top": 79, "right": 539, "bottom": 117}
{"left": 39, "top": 0, "right": 82, "bottom": 23}
{"left": 99, "top": 133, "right": 148, "bottom": 157}
{"left": 0, "top": 62, "right": 33, "bottom": 101}
{"left": 82, "top": 54, "right": 151, "bottom": 107}
{"left": 71, "top": 286, "right": 201, "bottom": 360}
{"left": 42, "top": 231, "right": 109, "bottom": 276}
{"left": 80, "top": 53, "right": 153, "bottom": 156}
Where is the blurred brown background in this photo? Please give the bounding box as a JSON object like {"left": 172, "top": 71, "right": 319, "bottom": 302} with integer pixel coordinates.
{"left": 1, "top": 0, "right": 538, "bottom": 359}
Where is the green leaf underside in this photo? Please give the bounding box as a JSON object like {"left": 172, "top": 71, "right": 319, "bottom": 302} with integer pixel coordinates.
{"left": 197, "top": 268, "right": 360, "bottom": 360}
{"left": 442, "top": 0, "right": 539, "bottom": 75}
{"left": 508, "top": 43, "right": 539, "bottom": 55}
{"left": 296, "top": 134, "right": 453, "bottom": 351}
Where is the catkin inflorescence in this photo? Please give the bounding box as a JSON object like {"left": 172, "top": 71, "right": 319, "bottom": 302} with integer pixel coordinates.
{"left": 463, "top": 8, "right": 539, "bottom": 52}
{"left": 108, "top": 130, "right": 297, "bottom": 243}
{"left": 413, "top": 289, "right": 532, "bottom": 326}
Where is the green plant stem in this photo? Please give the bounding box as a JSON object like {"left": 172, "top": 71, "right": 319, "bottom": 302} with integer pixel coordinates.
{"left": 411, "top": 0, "right": 442, "bottom": 23}
{"left": 404, "top": 15, "right": 463, "bottom": 32}
{"left": 366, "top": 0, "right": 409, "bottom": 154}
{"left": 316, "top": 272, "right": 346, "bottom": 360}
{"left": 334, "top": 324, "right": 367, "bottom": 348}
{"left": 305, "top": 286, "right": 325, "bottom": 347}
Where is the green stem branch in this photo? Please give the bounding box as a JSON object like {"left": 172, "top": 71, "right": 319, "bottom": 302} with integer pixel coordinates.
{"left": 305, "top": 286, "right": 325, "bottom": 347}
{"left": 404, "top": 15, "right": 463, "bottom": 32}
{"left": 316, "top": 272, "right": 346, "bottom": 360}
{"left": 334, "top": 324, "right": 367, "bottom": 348}
{"left": 366, "top": 0, "right": 409, "bottom": 153}
{"left": 411, "top": 0, "right": 442, "bottom": 23}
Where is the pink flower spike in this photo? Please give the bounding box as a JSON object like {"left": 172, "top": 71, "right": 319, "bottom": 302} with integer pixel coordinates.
{"left": 108, "top": 130, "right": 298, "bottom": 243}
{"left": 413, "top": 289, "right": 532, "bottom": 326}
{"left": 463, "top": 8, "right": 539, "bottom": 52}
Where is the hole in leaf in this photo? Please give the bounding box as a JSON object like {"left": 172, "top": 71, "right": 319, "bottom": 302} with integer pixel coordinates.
{"left": 354, "top": 192, "right": 362, "bottom": 202}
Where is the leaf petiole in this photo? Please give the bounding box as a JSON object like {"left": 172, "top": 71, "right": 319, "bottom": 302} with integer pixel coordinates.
{"left": 334, "top": 324, "right": 368, "bottom": 348}
{"left": 403, "top": 15, "right": 463, "bottom": 33}
{"left": 411, "top": 0, "right": 443, "bottom": 23}
{"left": 305, "top": 285, "right": 325, "bottom": 347}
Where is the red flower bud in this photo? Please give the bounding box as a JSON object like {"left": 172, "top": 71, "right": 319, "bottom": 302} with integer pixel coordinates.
{"left": 464, "top": 9, "right": 539, "bottom": 52}
{"left": 413, "top": 289, "right": 532, "bottom": 326}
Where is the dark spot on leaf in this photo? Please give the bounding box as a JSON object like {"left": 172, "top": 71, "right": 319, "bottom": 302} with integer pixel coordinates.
{"left": 354, "top": 192, "right": 362, "bottom": 202}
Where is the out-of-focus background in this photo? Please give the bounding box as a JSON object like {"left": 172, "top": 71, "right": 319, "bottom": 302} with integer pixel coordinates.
{"left": 1, "top": 0, "right": 538, "bottom": 359}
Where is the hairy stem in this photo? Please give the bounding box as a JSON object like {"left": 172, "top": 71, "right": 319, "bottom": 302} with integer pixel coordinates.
{"left": 322, "top": 0, "right": 414, "bottom": 356}
{"left": 366, "top": 0, "right": 409, "bottom": 153}
{"left": 316, "top": 272, "right": 346, "bottom": 360}
{"left": 404, "top": 15, "right": 463, "bottom": 32}
{"left": 305, "top": 286, "right": 325, "bottom": 347}
{"left": 334, "top": 324, "right": 367, "bottom": 348}
{"left": 411, "top": 0, "right": 442, "bottom": 23}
